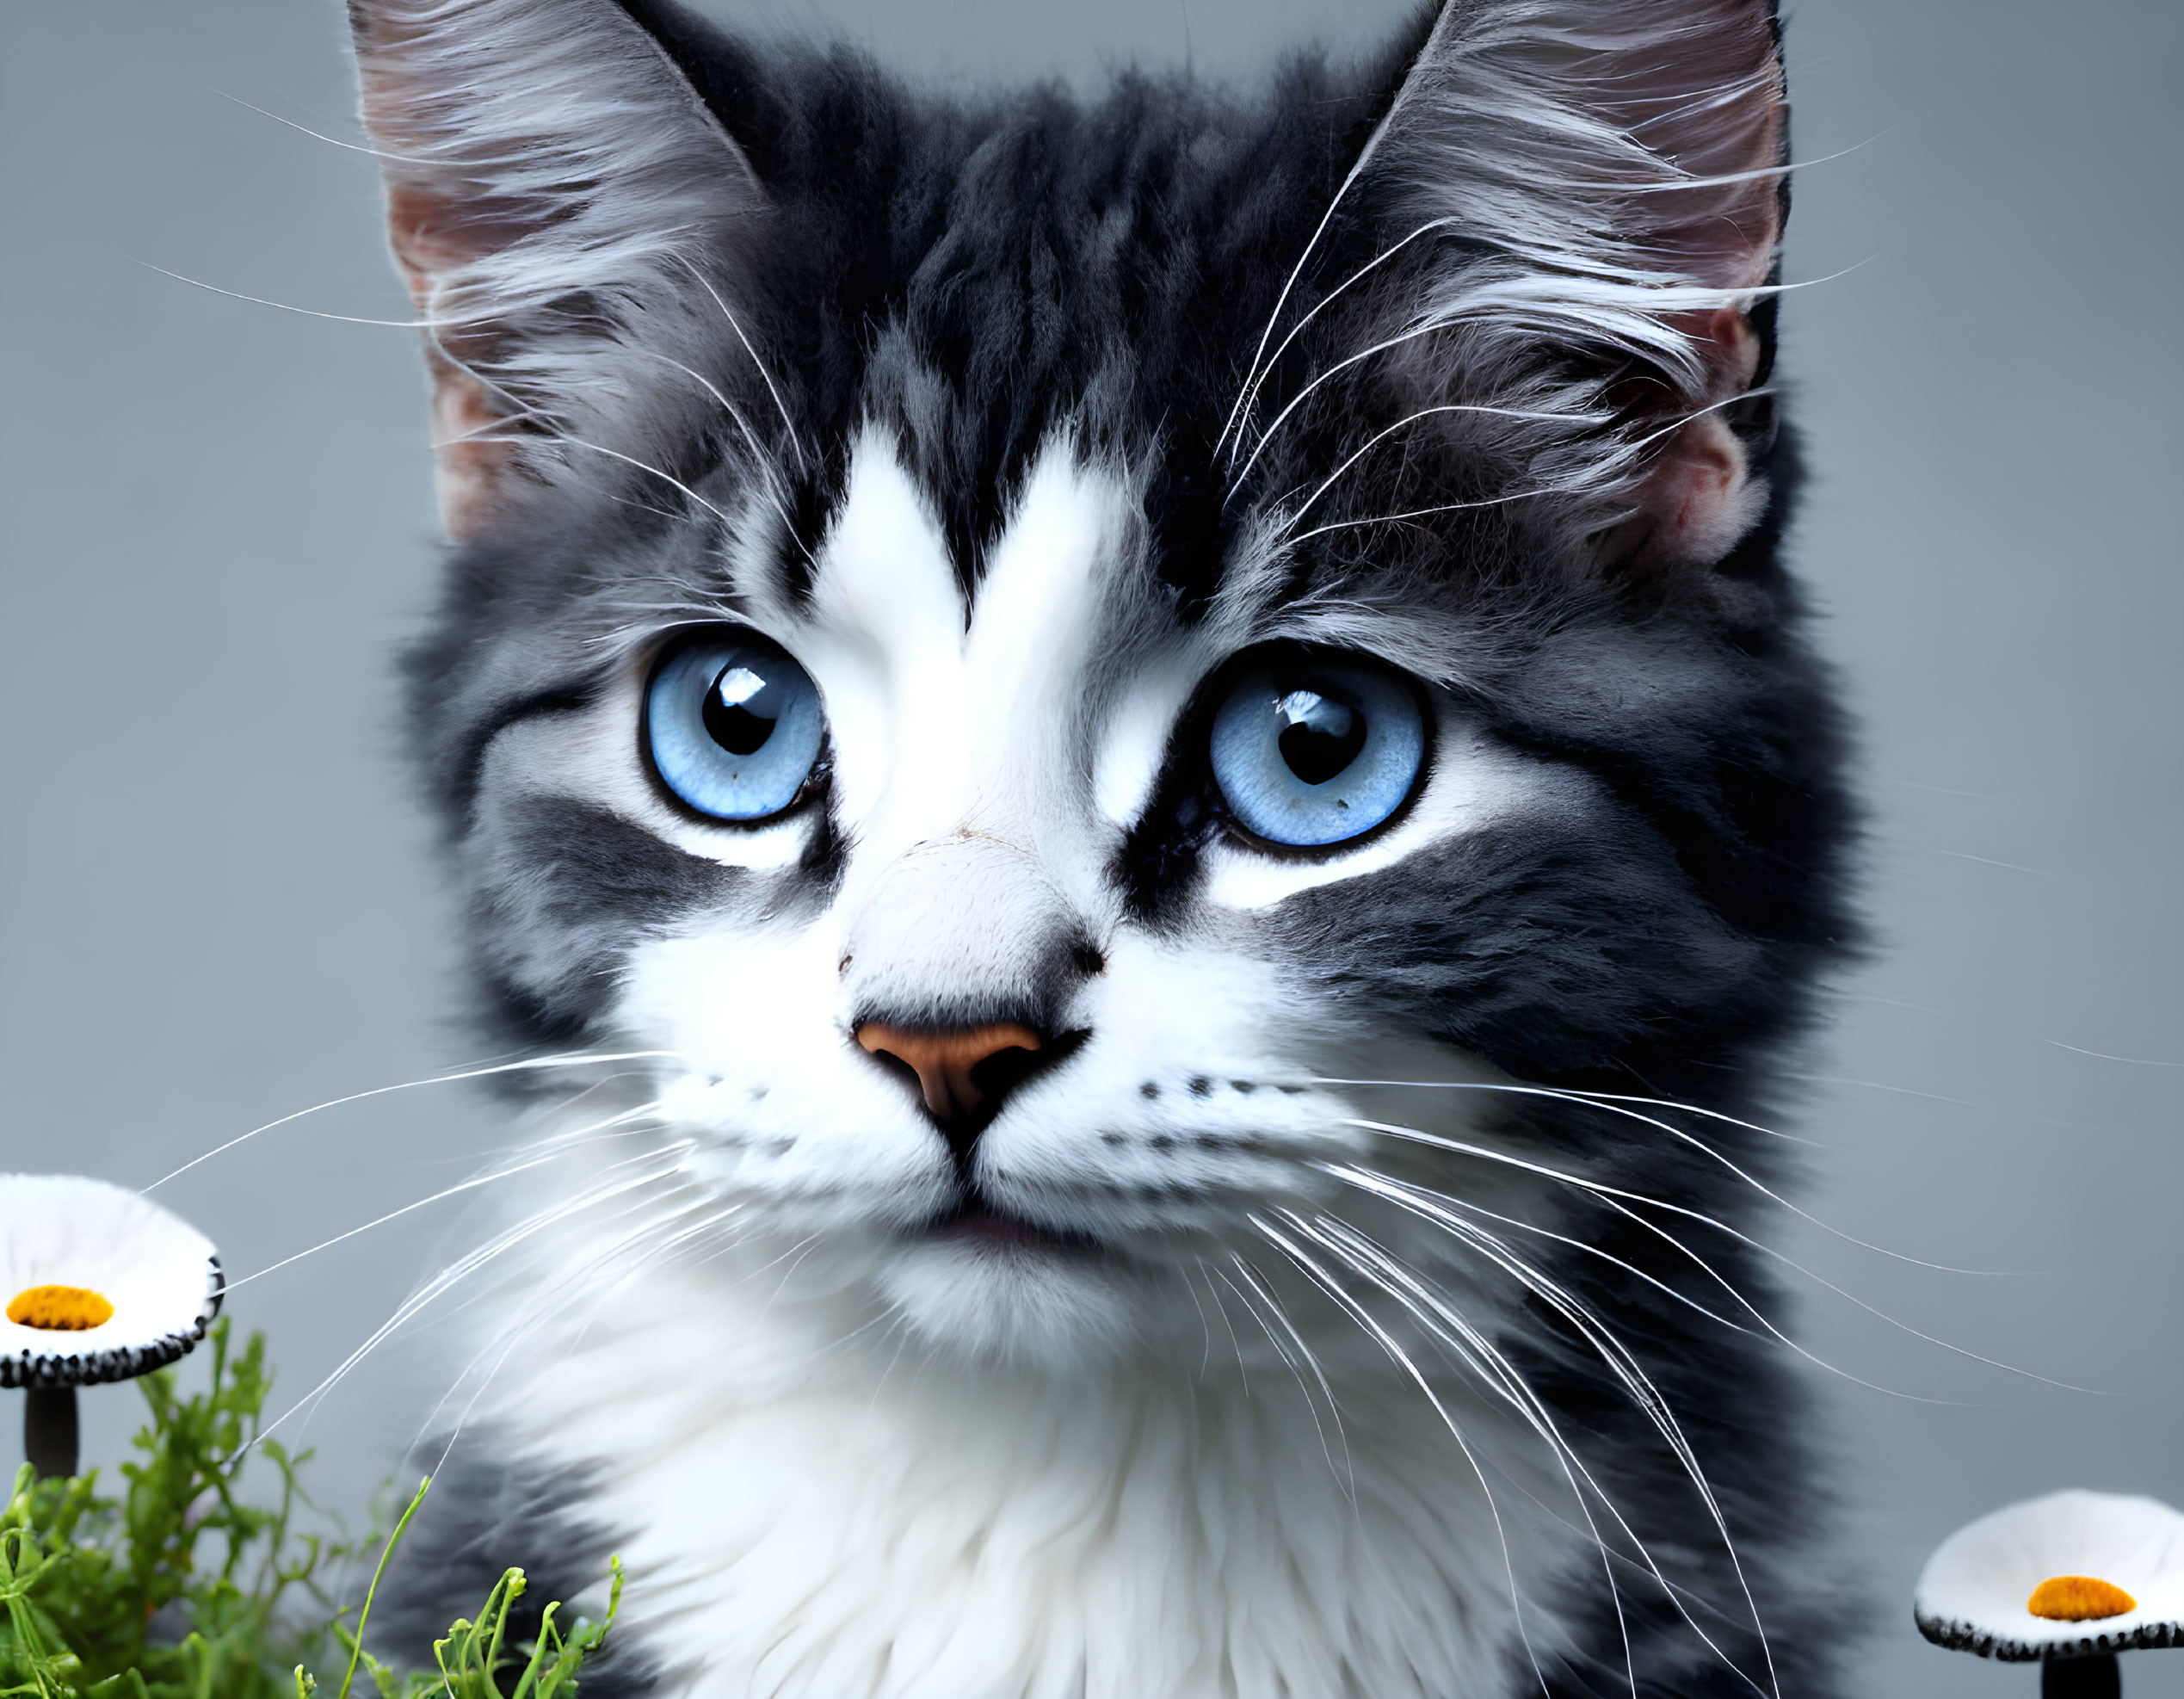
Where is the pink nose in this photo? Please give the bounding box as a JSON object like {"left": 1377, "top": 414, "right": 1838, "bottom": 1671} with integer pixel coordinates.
{"left": 854, "top": 1022, "right": 1044, "bottom": 1126}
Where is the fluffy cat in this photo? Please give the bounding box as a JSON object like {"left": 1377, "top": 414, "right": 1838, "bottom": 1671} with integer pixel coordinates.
{"left": 349, "top": 0, "right": 1855, "bottom": 1693}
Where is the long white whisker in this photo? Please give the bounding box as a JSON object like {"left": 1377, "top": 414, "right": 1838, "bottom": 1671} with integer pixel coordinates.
{"left": 467, "top": 431, "right": 738, "bottom": 529}
{"left": 2045, "top": 1040, "right": 2184, "bottom": 1069}
{"left": 215, "top": 92, "right": 418, "bottom": 163}
{"left": 476, "top": 1071, "right": 666, "bottom": 1156}
{"left": 1622, "top": 385, "right": 1779, "bottom": 455}
{"left": 1226, "top": 325, "right": 1575, "bottom": 504}
{"left": 1376, "top": 1130, "right": 1966, "bottom": 1396}
{"left": 468, "top": 1189, "right": 734, "bottom": 1371}
{"left": 863, "top": 1318, "right": 918, "bottom": 1415}
{"left": 212, "top": 91, "right": 586, "bottom": 173}
{"left": 1215, "top": 113, "right": 1409, "bottom": 463}
{"left": 1245, "top": 1214, "right": 1552, "bottom": 1699}
{"left": 336, "top": 1140, "right": 685, "bottom": 1378}
{"left": 1483, "top": 1263, "right": 1773, "bottom": 1690}
{"left": 406, "top": 331, "right": 781, "bottom": 558}
{"left": 1320, "top": 1204, "right": 1808, "bottom": 1698}
{"left": 586, "top": 1201, "right": 749, "bottom": 1320}
{"left": 1316, "top": 1075, "right": 1823, "bottom": 1144}
{"left": 135, "top": 263, "right": 443, "bottom": 327}
{"left": 1326, "top": 1163, "right": 1753, "bottom": 1338}
{"left": 676, "top": 256, "right": 808, "bottom": 474}
{"left": 1179, "top": 1261, "right": 1219, "bottom": 1381}
{"left": 429, "top": 1180, "right": 699, "bottom": 1339}
{"left": 1345, "top": 1115, "right": 2100, "bottom": 1392}
{"left": 1280, "top": 1210, "right": 1646, "bottom": 1698}
{"left": 322, "top": 1162, "right": 689, "bottom": 1457}
{"left": 1268, "top": 402, "right": 1582, "bottom": 535}
{"left": 1194, "top": 1257, "right": 1254, "bottom": 1397}
{"left": 1309, "top": 1208, "right": 1781, "bottom": 1696}
{"left": 1780, "top": 1068, "right": 1983, "bottom": 1108}
{"left": 420, "top": 1187, "right": 719, "bottom": 1463}
{"left": 221, "top": 1109, "right": 661, "bottom": 1293}
{"left": 745, "top": 1231, "right": 830, "bottom": 1320}
{"left": 1315, "top": 1078, "right": 1976, "bottom": 1272}
{"left": 253, "top": 1137, "right": 688, "bottom": 1449}
{"left": 145, "top": 1049, "right": 676, "bottom": 1189}
{"left": 1327, "top": 1161, "right": 1958, "bottom": 1406}
{"left": 1274, "top": 486, "right": 1567, "bottom": 553}
{"left": 1218, "top": 1256, "right": 1355, "bottom": 1496}
{"left": 626, "top": 345, "right": 817, "bottom": 568}
{"left": 1230, "top": 265, "right": 1819, "bottom": 515}
{"left": 1216, "top": 215, "right": 1459, "bottom": 463}
{"left": 652, "top": 1199, "right": 750, "bottom": 1264}
{"left": 636, "top": 347, "right": 767, "bottom": 459}
{"left": 1524, "top": 1085, "right": 1823, "bottom": 1150}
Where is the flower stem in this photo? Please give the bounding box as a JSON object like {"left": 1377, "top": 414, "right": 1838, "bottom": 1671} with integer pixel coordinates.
{"left": 2044, "top": 1653, "right": 2121, "bottom": 1699}
{"left": 22, "top": 1386, "right": 77, "bottom": 1479}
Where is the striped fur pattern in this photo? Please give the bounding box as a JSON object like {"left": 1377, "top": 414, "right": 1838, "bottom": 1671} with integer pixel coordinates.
{"left": 349, "top": 0, "right": 1857, "bottom": 1694}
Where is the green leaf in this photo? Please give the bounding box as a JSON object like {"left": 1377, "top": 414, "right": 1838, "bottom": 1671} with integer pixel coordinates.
{"left": 0, "top": 1326, "right": 622, "bottom": 1699}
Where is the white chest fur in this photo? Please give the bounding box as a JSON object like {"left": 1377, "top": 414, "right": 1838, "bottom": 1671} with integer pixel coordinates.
{"left": 480, "top": 1228, "right": 1580, "bottom": 1699}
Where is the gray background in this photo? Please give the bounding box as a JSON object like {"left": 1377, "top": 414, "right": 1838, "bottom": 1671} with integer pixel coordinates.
{"left": 2, "top": 3, "right": 2177, "bottom": 1693}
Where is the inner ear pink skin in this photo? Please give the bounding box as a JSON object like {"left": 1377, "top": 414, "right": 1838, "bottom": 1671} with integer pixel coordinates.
{"left": 417, "top": 341, "right": 515, "bottom": 543}
{"left": 1623, "top": 411, "right": 1767, "bottom": 571}
{"left": 383, "top": 185, "right": 518, "bottom": 541}
{"left": 1607, "top": 306, "right": 1769, "bottom": 572}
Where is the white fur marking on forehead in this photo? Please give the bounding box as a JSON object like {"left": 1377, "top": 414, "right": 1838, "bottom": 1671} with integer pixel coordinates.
{"left": 798, "top": 428, "right": 966, "bottom": 830}
{"left": 805, "top": 425, "right": 964, "bottom": 656}
{"left": 964, "top": 446, "right": 1135, "bottom": 788}
{"left": 798, "top": 435, "right": 1143, "bottom": 868}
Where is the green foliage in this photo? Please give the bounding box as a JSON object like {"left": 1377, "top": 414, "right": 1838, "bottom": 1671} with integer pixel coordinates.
{"left": 314, "top": 1483, "right": 622, "bottom": 1699}
{"left": 0, "top": 1325, "right": 619, "bottom": 1699}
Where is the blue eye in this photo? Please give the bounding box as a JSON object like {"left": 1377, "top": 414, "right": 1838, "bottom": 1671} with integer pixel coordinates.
{"left": 1207, "top": 658, "right": 1427, "bottom": 848}
{"left": 645, "top": 631, "right": 824, "bottom": 821}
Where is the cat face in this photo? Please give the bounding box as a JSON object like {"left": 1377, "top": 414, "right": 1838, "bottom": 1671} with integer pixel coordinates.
{"left": 471, "top": 419, "right": 1576, "bottom": 1362}
{"left": 356, "top": 0, "right": 1848, "bottom": 1368}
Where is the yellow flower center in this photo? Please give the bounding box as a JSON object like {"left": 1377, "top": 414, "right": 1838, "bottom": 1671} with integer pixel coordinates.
{"left": 2027, "top": 1575, "right": 2137, "bottom": 1622}
{"left": 7, "top": 1284, "right": 116, "bottom": 1331}
{"left": 7, "top": 1285, "right": 116, "bottom": 1331}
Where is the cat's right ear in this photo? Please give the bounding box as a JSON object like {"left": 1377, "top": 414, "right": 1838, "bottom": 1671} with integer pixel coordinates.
{"left": 1341, "top": 0, "right": 1790, "bottom": 577}
{"left": 349, "top": 0, "right": 769, "bottom": 540}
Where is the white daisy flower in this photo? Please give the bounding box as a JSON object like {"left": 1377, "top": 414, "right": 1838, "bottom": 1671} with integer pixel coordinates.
{"left": 2, "top": 1174, "right": 223, "bottom": 1478}
{"left": 1917, "top": 1488, "right": 2184, "bottom": 1697}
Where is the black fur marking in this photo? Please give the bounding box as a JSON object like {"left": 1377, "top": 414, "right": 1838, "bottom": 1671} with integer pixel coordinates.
{"left": 464, "top": 797, "right": 744, "bottom": 1041}
{"left": 605, "top": 0, "right": 1418, "bottom": 596}
{"left": 1118, "top": 782, "right": 1217, "bottom": 925}
{"left": 449, "top": 685, "right": 601, "bottom": 826}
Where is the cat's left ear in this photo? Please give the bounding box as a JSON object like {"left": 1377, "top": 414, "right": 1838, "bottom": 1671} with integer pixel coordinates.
{"left": 1358, "top": 0, "right": 1788, "bottom": 573}
{"left": 349, "top": 0, "right": 769, "bottom": 540}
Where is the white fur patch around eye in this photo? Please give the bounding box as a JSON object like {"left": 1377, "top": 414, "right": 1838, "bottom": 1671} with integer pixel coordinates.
{"left": 1200, "top": 726, "right": 1545, "bottom": 911}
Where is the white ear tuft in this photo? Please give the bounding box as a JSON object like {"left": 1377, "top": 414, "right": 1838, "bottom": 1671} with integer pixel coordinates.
{"left": 351, "top": 0, "right": 769, "bottom": 538}
{"left": 1365, "top": 0, "right": 1788, "bottom": 568}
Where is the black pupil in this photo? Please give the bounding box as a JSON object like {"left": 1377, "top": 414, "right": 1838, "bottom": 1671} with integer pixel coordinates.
{"left": 1274, "top": 686, "right": 1365, "bottom": 786}
{"left": 702, "top": 661, "right": 781, "bottom": 757}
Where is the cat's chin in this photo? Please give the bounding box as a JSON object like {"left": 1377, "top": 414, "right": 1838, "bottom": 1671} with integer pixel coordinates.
{"left": 876, "top": 1230, "right": 1140, "bottom": 1372}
